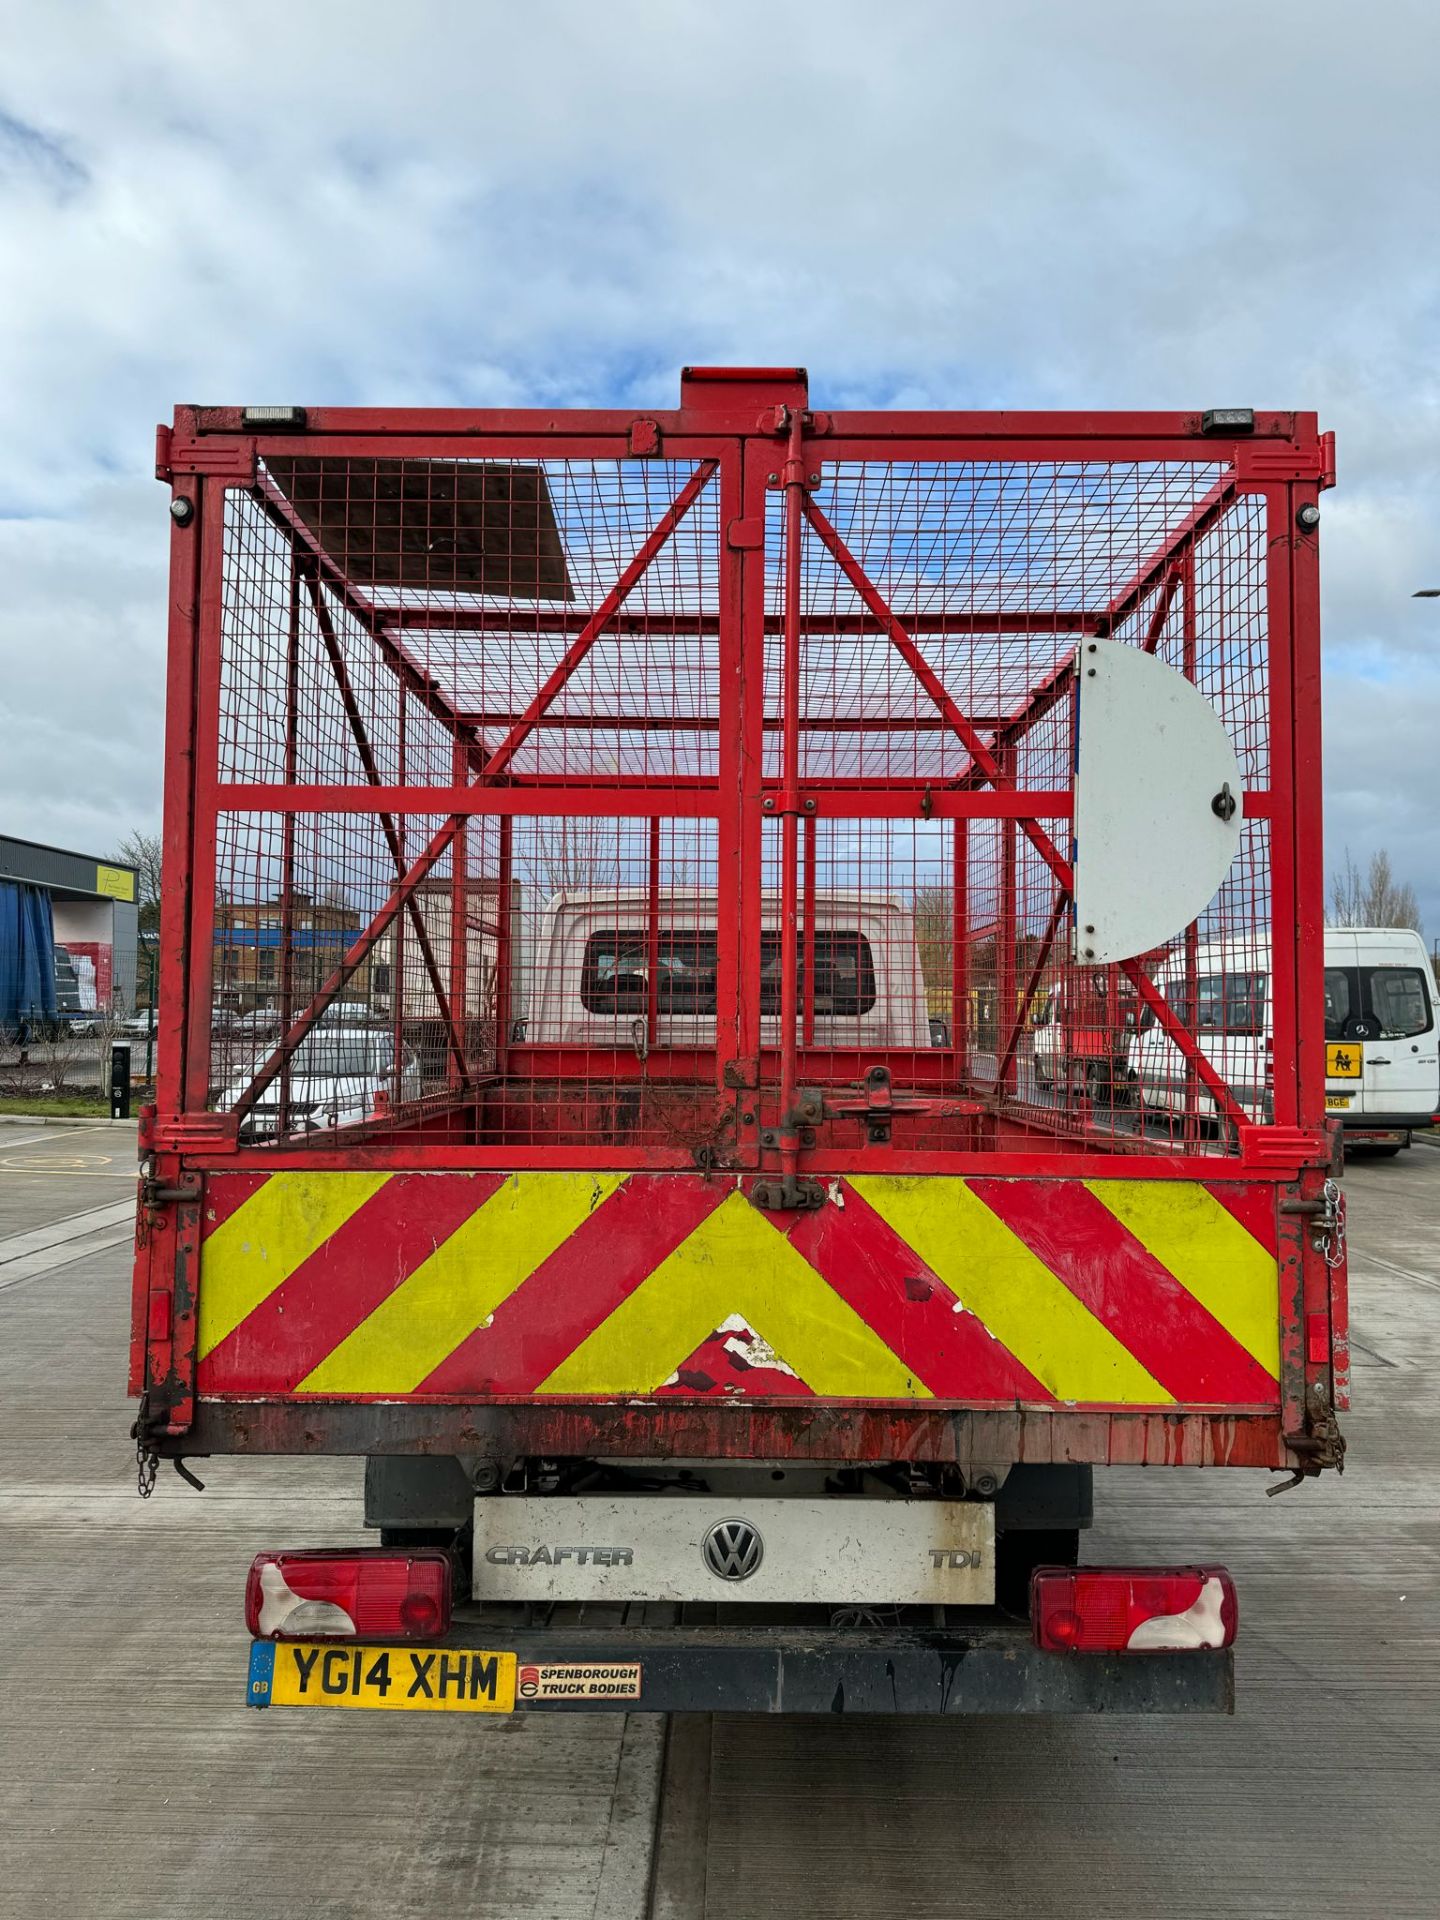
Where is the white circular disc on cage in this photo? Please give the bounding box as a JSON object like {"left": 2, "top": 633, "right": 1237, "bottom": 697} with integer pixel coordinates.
{"left": 1071, "top": 640, "right": 1243, "bottom": 966}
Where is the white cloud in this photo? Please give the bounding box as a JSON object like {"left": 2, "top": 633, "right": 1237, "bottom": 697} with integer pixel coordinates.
{"left": 1, "top": 1, "right": 1437, "bottom": 922}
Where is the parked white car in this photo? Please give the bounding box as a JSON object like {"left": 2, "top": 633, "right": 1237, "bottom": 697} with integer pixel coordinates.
{"left": 222, "top": 1028, "right": 421, "bottom": 1140}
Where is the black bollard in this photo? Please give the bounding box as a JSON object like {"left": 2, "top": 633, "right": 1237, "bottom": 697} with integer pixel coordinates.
{"left": 110, "top": 1041, "right": 131, "bottom": 1121}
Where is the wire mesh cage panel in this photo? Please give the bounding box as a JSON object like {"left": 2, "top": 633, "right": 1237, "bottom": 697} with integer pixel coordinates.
{"left": 178, "top": 385, "right": 1321, "bottom": 1173}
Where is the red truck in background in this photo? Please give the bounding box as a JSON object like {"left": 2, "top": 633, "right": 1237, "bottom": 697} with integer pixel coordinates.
{"left": 1030, "top": 965, "right": 1137, "bottom": 1103}
{"left": 133, "top": 369, "right": 1344, "bottom": 1719}
{"left": 1028, "top": 948, "right": 1175, "bottom": 1107}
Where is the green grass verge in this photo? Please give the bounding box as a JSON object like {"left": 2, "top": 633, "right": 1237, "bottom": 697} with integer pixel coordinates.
{"left": 0, "top": 1094, "right": 113, "bottom": 1119}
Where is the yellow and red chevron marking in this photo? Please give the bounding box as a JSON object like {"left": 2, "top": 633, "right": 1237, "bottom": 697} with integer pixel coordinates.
{"left": 194, "top": 1171, "right": 1281, "bottom": 1409}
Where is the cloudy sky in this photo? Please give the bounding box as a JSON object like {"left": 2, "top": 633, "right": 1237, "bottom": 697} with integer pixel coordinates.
{"left": 2, "top": 2, "right": 1438, "bottom": 926}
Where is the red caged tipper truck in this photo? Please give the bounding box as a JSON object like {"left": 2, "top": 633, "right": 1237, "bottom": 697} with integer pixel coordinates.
{"left": 133, "top": 368, "right": 1345, "bottom": 1720}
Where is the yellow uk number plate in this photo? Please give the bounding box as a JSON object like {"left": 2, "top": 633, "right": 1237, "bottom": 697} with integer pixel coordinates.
{"left": 1326, "top": 1042, "right": 1362, "bottom": 1079}
{"left": 248, "top": 1640, "right": 516, "bottom": 1713}
{"left": 1325, "top": 1093, "right": 1353, "bottom": 1110}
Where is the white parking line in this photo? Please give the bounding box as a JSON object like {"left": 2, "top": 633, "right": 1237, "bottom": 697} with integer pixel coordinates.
{"left": 1349, "top": 1251, "right": 1440, "bottom": 1296}
{"left": 0, "top": 1226, "right": 135, "bottom": 1294}
{"left": 0, "top": 1165, "right": 135, "bottom": 1178}
{"left": 0, "top": 1199, "right": 136, "bottom": 1267}
{"left": 0, "top": 1198, "right": 136, "bottom": 1294}
{"left": 0, "top": 1125, "right": 101, "bottom": 1152}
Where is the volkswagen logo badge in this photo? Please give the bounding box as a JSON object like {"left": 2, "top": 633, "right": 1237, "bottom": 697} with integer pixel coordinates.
{"left": 701, "top": 1518, "right": 764, "bottom": 1582}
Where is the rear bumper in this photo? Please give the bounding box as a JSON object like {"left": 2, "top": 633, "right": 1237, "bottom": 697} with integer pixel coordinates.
{"left": 442, "top": 1607, "right": 1234, "bottom": 1715}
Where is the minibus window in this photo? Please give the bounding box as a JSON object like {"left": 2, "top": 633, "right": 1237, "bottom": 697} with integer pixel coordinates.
{"left": 1164, "top": 982, "right": 1195, "bottom": 1028}
{"left": 1323, "top": 969, "right": 1352, "bottom": 1040}
{"left": 1194, "top": 972, "right": 1266, "bottom": 1035}
{"left": 1364, "top": 967, "right": 1433, "bottom": 1039}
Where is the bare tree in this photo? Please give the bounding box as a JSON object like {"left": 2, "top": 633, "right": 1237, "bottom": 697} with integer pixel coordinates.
{"left": 1328, "top": 848, "right": 1422, "bottom": 932}
{"left": 913, "top": 885, "right": 952, "bottom": 1015}
{"left": 525, "top": 818, "right": 704, "bottom": 900}
{"left": 528, "top": 818, "right": 616, "bottom": 896}
{"left": 115, "top": 829, "right": 162, "bottom": 937}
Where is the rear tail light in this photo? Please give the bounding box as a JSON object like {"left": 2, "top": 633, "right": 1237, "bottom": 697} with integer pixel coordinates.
{"left": 1031, "top": 1566, "right": 1236, "bottom": 1654}
{"left": 245, "top": 1550, "right": 451, "bottom": 1641}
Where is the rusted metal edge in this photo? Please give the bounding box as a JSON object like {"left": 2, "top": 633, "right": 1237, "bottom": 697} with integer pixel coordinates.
{"left": 167, "top": 1400, "right": 1294, "bottom": 1470}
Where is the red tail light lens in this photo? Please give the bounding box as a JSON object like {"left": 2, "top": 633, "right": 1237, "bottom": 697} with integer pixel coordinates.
{"left": 1031, "top": 1566, "right": 1236, "bottom": 1654}
{"left": 245, "top": 1550, "right": 452, "bottom": 1642}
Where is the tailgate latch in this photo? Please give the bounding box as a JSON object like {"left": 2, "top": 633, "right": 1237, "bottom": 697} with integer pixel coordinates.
{"left": 817, "top": 1066, "right": 983, "bottom": 1145}
{"left": 1279, "top": 1177, "right": 1346, "bottom": 1266}
{"left": 137, "top": 1163, "right": 201, "bottom": 1245}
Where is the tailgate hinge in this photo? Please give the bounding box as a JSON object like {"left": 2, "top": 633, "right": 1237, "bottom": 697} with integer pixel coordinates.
{"left": 140, "top": 1172, "right": 202, "bottom": 1211}
{"left": 1270, "top": 1384, "right": 1347, "bottom": 1493}
{"left": 750, "top": 1172, "right": 826, "bottom": 1213}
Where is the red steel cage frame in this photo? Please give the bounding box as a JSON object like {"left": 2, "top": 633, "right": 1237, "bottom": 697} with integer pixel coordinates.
{"left": 134, "top": 368, "right": 1341, "bottom": 1471}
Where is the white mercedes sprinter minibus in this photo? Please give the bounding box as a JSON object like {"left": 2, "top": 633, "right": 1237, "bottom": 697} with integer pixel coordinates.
{"left": 1130, "top": 927, "right": 1438, "bottom": 1153}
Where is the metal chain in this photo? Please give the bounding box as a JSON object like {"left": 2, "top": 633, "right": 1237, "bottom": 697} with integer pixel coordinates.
{"left": 133, "top": 1392, "right": 159, "bottom": 1500}
{"left": 1315, "top": 1177, "right": 1347, "bottom": 1270}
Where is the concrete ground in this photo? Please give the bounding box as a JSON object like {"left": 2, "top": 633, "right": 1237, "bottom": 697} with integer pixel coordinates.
{"left": 0, "top": 1119, "right": 1436, "bottom": 1917}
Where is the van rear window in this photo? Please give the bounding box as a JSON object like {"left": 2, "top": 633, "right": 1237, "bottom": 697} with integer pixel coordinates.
{"left": 760, "top": 931, "right": 876, "bottom": 1019}
{"left": 1325, "top": 964, "right": 1433, "bottom": 1040}
{"left": 582, "top": 932, "right": 718, "bottom": 1014}
{"left": 580, "top": 931, "right": 876, "bottom": 1018}
{"left": 1364, "top": 966, "right": 1433, "bottom": 1039}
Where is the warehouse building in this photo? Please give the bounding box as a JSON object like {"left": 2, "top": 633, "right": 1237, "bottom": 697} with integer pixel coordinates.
{"left": 0, "top": 834, "right": 139, "bottom": 1025}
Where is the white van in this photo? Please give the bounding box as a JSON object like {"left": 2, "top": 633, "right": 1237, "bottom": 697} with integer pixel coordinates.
{"left": 1128, "top": 942, "right": 1273, "bottom": 1127}
{"left": 1322, "top": 927, "right": 1439, "bottom": 1149}
{"left": 522, "top": 888, "right": 932, "bottom": 1050}
{"left": 1128, "top": 928, "right": 1438, "bottom": 1152}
